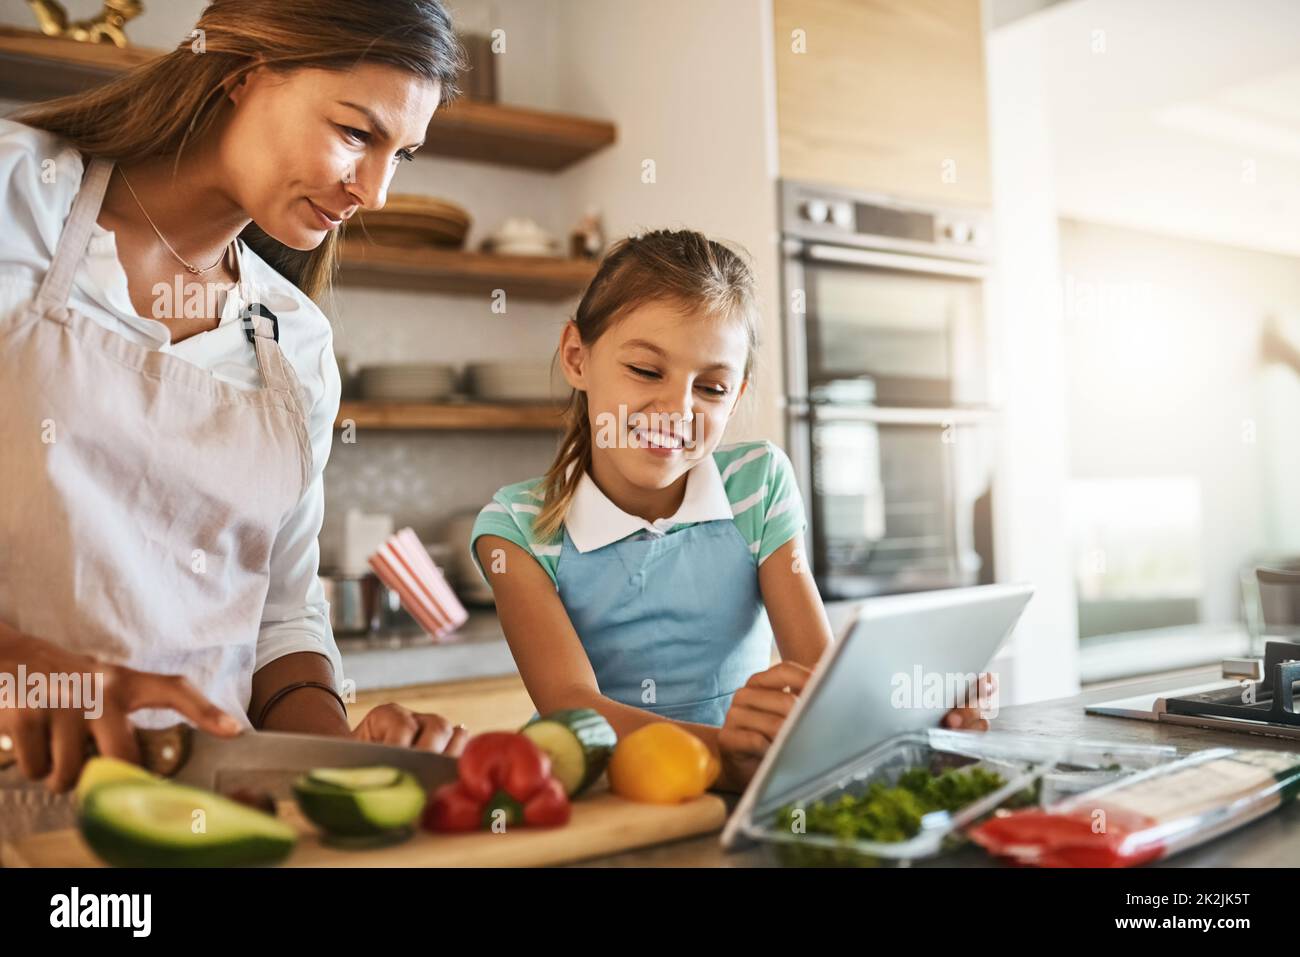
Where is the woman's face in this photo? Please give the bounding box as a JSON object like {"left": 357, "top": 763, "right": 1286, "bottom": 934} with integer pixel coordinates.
{"left": 222, "top": 62, "right": 441, "bottom": 250}
{"left": 561, "top": 300, "right": 751, "bottom": 495}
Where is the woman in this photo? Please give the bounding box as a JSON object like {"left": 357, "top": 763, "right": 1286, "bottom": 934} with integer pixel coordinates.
{"left": 0, "top": 0, "right": 467, "bottom": 838}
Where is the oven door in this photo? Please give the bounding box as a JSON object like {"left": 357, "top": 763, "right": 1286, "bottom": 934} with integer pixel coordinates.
{"left": 784, "top": 241, "right": 989, "bottom": 408}
{"left": 791, "top": 405, "right": 997, "bottom": 600}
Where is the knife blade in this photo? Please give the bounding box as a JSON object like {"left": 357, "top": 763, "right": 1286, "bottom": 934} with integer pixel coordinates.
{"left": 0, "top": 724, "right": 460, "bottom": 797}
{"left": 171, "top": 728, "right": 461, "bottom": 796}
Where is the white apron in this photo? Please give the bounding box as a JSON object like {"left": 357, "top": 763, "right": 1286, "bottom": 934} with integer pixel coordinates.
{"left": 0, "top": 156, "right": 313, "bottom": 845}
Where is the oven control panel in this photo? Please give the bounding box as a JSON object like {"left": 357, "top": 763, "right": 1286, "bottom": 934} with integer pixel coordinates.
{"left": 783, "top": 180, "right": 991, "bottom": 261}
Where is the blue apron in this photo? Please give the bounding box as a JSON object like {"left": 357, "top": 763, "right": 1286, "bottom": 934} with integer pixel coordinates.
{"left": 554, "top": 517, "right": 773, "bottom": 726}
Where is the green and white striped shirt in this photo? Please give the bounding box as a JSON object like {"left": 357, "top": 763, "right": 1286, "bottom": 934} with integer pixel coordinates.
{"left": 469, "top": 440, "right": 807, "bottom": 587}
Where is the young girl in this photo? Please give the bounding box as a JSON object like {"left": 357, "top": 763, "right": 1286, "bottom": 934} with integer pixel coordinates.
{"left": 471, "top": 230, "right": 985, "bottom": 792}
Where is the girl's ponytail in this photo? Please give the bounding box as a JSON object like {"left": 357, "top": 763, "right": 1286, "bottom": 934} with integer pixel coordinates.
{"left": 534, "top": 391, "right": 593, "bottom": 542}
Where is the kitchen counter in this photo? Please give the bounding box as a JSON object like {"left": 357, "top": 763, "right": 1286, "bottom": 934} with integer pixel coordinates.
{"left": 581, "top": 664, "right": 1300, "bottom": 867}
{"left": 342, "top": 602, "right": 866, "bottom": 696}
{"left": 338, "top": 609, "right": 517, "bottom": 691}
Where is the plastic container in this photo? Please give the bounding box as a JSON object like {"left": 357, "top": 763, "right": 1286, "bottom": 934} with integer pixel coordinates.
{"left": 970, "top": 746, "right": 1300, "bottom": 867}
{"left": 743, "top": 728, "right": 1180, "bottom": 867}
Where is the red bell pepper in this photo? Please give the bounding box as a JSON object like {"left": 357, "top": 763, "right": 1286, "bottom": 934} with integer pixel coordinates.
{"left": 423, "top": 732, "right": 571, "bottom": 832}
{"left": 422, "top": 781, "right": 483, "bottom": 832}
{"left": 521, "top": 776, "right": 570, "bottom": 828}
{"left": 458, "top": 732, "right": 552, "bottom": 803}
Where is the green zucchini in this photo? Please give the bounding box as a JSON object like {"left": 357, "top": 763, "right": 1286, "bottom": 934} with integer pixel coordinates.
{"left": 80, "top": 782, "right": 296, "bottom": 867}
{"left": 522, "top": 709, "right": 617, "bottom": 797}
{"left": 305, "top": 767, "right": 402, "bottom": 790}
{"left": 293, "top": 766, "right": 425, "bottom": 839}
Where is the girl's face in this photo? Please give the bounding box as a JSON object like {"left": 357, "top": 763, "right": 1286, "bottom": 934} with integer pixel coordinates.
{"left": 560, "top": 299, "right": 751, "bottom": 495}
{"left": 221, "top": 63, "right": 441, "bottom": 250}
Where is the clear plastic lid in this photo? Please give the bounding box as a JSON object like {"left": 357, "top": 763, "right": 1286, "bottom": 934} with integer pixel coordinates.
{"left": 742, "top": 728, "right": 1181, "bottom": 866}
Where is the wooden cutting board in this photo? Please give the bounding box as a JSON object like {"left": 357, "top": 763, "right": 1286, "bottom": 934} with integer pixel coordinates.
{"left": 1, "top": 790, "right": 728, "bottom": 868}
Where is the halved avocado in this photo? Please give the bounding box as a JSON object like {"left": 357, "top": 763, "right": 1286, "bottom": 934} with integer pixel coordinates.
{"left": 75, "top": 756, "right": 160, "bottom": 806}
{"left": 80, "top": 782, "right": 297, "bottom": 867}
{"left": 293, "top": 766, "right": 426, "bottom": 839}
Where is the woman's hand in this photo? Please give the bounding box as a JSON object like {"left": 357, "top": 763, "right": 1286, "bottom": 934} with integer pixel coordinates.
{"left": 350, "top": 703, "right": 469, "bottom": 757}
{"left": 941, "top": 672, "right": 997, "bottom": 732}
{"left": 0, "top": 621, "right": 242, "bottom": 792}
{"left": 717, "top": 661, "right": 813, "bottom": 791}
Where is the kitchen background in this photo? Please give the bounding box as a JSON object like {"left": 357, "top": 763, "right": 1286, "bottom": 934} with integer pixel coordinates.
{"left": 2, "top": 0, "right": 1299, "bottom": 719}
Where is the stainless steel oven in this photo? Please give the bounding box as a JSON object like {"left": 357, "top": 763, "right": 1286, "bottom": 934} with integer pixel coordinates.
{"left": 781, "top": 180, "right": 997, "bottom": 600}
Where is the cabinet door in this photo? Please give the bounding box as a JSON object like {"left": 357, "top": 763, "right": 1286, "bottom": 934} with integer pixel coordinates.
{"left": 774, "top": 0, "right": 991, "bottom": 206}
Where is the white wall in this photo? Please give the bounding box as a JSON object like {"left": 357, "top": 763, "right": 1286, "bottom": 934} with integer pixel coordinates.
{"left": 550, "top": 0, "right": 782, "bottom": 443}
{"left": 1031, "top": 0, "right": 1300, "bottom": 260}
{"left": 986, "top": 0, "right": 1300, "bottom": 692}
{"left": 1059, "top": 218, "right": 1300, "bottom": 623}
{"left": 985, "top": 15, "right": 1080, "bottom": 704}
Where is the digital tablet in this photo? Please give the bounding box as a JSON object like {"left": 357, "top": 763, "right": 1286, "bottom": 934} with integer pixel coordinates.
{"left": 721, "top": 582, "right": 1034, "bottom": 848}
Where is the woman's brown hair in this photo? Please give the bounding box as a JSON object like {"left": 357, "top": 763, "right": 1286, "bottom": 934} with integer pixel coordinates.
{"left": 6, "top": 0, "right": 464, "bottom": 303}
{"left": 533, "top": 229, "right": 761, "bottom": 542}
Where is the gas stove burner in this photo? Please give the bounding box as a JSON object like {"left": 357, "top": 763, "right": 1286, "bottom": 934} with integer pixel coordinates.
{"left": 1086, "top": 641, "right": 1300, "bottom": 741}
{"left": 1164, "top": 641, "right": 1300, "bottom": 727}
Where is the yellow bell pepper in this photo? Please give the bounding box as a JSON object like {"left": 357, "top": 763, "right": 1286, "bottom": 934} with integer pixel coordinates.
{"left": 608, "top": 723, "right": 721, "bottom": 803}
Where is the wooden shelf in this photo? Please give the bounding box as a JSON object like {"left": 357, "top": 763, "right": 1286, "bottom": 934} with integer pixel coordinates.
{"left": 426, "top": 98, "right": 614, "bottom": 171}
{"left": 338, "top": 239, "right": 597, "bottom": 300}
{"left": 0, "top": 27, "right": 616, "bottom": 171}
{"left": 0, "top": 26, "right": 157, "bottom": 100}
{"left": 336, "top": 400, "right": 565, "bottom": 431}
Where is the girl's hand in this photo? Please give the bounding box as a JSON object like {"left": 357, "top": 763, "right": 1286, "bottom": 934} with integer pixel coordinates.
{"left": 717, "top": 661, "right": 813, "bottom": 791}
{"left": 941, "top": 672, "right": 997, "bottom": 731}
{"left": 0, "top": 620, "right": 242, "bottom": 792}
{"left": 350, "top": 703, "right": 469, "bottom": 757}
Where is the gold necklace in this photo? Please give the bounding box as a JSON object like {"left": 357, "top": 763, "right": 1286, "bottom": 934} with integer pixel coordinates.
{"left": 116, "top": 166, "right": 232, "bottom": 277}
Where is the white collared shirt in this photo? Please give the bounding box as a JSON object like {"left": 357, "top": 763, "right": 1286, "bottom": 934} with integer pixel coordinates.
{"left": 564, "top": 454, "right": 735, "bottom": 553}
{"left": 0, "top": 118, "right": 343, "bottom": 686}
{"left": 471, "top": 440, "right": 808, "bottom": 588}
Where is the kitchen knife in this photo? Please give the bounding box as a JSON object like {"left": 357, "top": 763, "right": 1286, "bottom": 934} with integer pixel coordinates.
{"left": 0, "top": 724, "right": 460, "bottom": 796}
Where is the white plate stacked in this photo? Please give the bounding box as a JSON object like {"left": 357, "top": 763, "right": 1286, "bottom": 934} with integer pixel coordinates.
{"left": 480, "top": 217, "right": 562, "bottom": 258}
{"left": 358, "top": 364, "right": 458, "bottom": 403}
{"left": 483, "top": 238, "right": 563, "bottom": 257}
{"left": 464, "top": 361, "right": 569, "bottom": 402}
